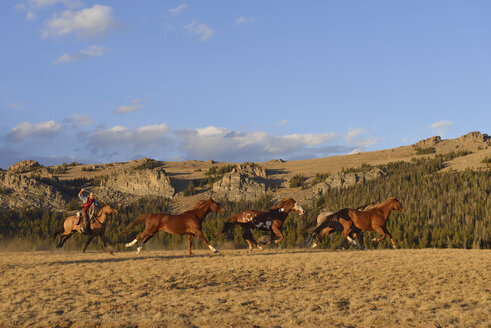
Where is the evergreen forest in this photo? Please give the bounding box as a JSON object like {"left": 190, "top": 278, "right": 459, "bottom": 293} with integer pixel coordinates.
{"left": 0, "top": 156, "right": 489, "bottom": 251}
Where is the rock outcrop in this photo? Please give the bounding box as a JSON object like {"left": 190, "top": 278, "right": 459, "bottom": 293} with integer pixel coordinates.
{"left": 0, "top": 170, "right": 65, "bottom": 211}
{"left": 212, "top": 163, "right": 267, "bottom": 200}
{"left": 459, "top": 131, "right": 490, "bottom": 143}
{"left": 312, "top": 168, "right": 387, "bottom": 194}
{"left": 104, "top": 167, "right": 175, "bottom": 198}
{"left": 415, "top": 136, "right": 442, "bottom": 147}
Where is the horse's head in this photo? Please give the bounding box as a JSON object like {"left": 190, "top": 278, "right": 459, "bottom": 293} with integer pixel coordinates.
{"left": 391, "top": 198, "right": 404, "bottom": 213}
{"left": 207, "top": 197, "right": 225, "bottom": 214}
{"left": 274, "top": 198, "right": 304, "bottom": 215}
{"left": 102, "top": 202, "right": 119, "bottom": 215}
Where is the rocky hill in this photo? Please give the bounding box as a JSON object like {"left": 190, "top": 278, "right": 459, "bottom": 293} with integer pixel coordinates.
{"left": 0, "top": 131, "right": 489, "bottom": 212}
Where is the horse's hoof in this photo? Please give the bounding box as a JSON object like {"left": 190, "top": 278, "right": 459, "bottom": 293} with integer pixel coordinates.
{"left": 257, "top": 246, "right": 263, "bottom": 250}
{"left": 213, "top": 249, "right": 219, "bottom": 254}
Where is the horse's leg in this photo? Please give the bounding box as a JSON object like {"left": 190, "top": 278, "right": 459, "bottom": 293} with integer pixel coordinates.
{"left": 137, "top": 234, "right": 154, "bottom": 254}
{"left": 312, "top": 227, "right": 335, "bottom": 248}
{"left": 58, "top": 232, "right": 73, "bottom": 248}
{"left": 243, "top": 229, "right": 262, "bottom": 250}
{"left": 99, "top": 235, "right": 114, "bottom": 255}
{"left": 355, "top": 232, "right": 366, "bottom": 250}
{"left": 126, "top": 229, "right": 151, "bottom": 248}
{"left": 272, "top": 225, "right": 284, "bottom": 244}
{"left": 187, "top": 235, "right": 194, "bottom": 255}
{"left": 82, "top": 235, "right": 95, "bottom": 253}
{"left": 382, "top": 227, "right": 396, "bottom": 249}
{"left": 372, "top": 226, "right": 387, "bottom": 244}
{"left": 193, "top": 230, "right": 218, "bottom": 253}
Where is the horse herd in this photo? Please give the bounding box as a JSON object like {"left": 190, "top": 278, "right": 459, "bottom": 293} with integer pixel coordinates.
{"left": 53, "top": 197, "right": 404, "bottom": 255}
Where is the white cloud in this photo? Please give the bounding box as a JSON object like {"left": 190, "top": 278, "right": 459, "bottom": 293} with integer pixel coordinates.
{"left": 276, "top": 119, "right": 288, "bottom": 126}
{"left": 54, "top": 45, "right": 108, "bottom": 64}
{"left": 175, "top": 126, "right": 343, "bottom": 162}
{"left": 184, "top": 21, "right": 214, "bottom": 41}
{"left": 7, "top": 120, "right": 63, "bottom": 141}
{"left": 117, "top": 99, "right": 143, "bottom": 114}
{"left": 345, "top": 127, "right": 381, "bottom": 151}
{"left": 42, "top": 4, "right": 116, "bottom": 38}
{"left": 63, "top": 113, "right": 93, "bottom": 127}
{"left": 235, "top": 16, "right": 256, "bottom": 26}
{"left": 429, "top": 120, "right": 453, "bottom": 137}
{"left": 84, "top": 124, "right": 171, "bottom": 150}
{"left": 168, "top": 4, "right": 188, "bottom": 16}
{"left": 429, "top": 120, "right": 452, "bottom": 129}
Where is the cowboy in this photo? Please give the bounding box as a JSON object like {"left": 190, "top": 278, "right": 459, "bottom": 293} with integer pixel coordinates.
{"left": 78, "top": 188, "right": 99, "bottom": 234}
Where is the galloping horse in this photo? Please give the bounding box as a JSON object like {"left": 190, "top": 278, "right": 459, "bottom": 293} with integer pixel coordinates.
{"left": 309, "top": 202, "right": 375, "bottom": 248}
{"left": 308, "top": 197, "right": 403, "bottom": 249}
{"left": 53, "top": 202, "right": 119, "bottom": 254}
{"left": 121, "top": 198, "right": 225, "bottom": 255}
{"left": 222, "top": 198, "right": 304, "bottom": 250}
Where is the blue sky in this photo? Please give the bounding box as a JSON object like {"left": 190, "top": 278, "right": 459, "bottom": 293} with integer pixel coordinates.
{"left": 1, "top": 1, "right": 490, "bottom": 169}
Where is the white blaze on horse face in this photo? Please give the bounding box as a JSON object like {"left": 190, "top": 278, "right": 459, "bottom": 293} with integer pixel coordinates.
{"left": 294, "top": 203, "right": 304, "bottom": 215}
{"left": 125, "top": 239, "right": 138, "bottom": 247}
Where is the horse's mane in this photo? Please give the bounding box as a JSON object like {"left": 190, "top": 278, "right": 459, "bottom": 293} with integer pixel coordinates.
{"left": 369, "top": 197, "right": 397, "bottom": 210}
{"left": 269, "top": 198, "right": 293, "bottom": 211}
{"left": 189, "top": 199, "right": 213, "bottom": 211}
{"left": 95, "top": 202, "right": 111, "bottom": 217}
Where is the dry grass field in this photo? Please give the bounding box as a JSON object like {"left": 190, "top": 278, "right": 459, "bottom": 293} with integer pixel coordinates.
{"left": 0, "top": 248, "right": 489, "bottom": 328}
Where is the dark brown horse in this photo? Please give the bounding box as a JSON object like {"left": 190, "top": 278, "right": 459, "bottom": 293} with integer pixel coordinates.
{"left": 308, "top": 202, "right": 375, "bottom": 249}
{"left": 308, "top": 197, "right": 403, "bottom": 249}
{"left": 222, "top": 198, "right": 304, "bottom": 250}
{"left": 53, "top": 203, "right": 119, "bottom": 254}
{"left": 121, "top": 198, "right": 225, "bottom": 255}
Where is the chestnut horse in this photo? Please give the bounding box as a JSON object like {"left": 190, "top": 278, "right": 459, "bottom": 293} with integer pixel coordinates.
{"left": 309, "top": 202, "right": 375, "bottom": 249}
{"left": 222, "top": 198, "right": 304, "bottom": 250}
{"left": 121, "top": 198, "right": 225, "bottom": 255}
{"left": 308, "top": 197, "right": 403, "bottom": 249}
{"left": 53, "top": 203, "right": 119, "bottom": 254}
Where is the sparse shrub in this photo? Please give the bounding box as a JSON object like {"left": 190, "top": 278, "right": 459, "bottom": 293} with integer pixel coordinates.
{"left": 341, "top": 163, "right": 373, "bottom": 174}
{"left": 53, "top": 163, "right": 69, "bottom": 174}
{"left": 0, "top": 186, "right": 12, "bottom": 195}
{"left": 133, "top": 159, "right": 162, "bottom": 171}
{"left": 312, "top": 172, "right": 330, "bottom": 185}
{"left": 205, "top": 164, "right": 237, "bottom": 185}
{"left": 414, "top": 147, "right": 436, "bottom": 155}
{"left": 289, "top": 174, "right": 306, "bottom": 189}
{"left": 90, "top": 175, "right": 109, "bottom": 186}
{"left": 442, "top": 150, "right": 472, "bottom": 160}
{"left": 183, "top": 181, "right": 197, "bottom": 196}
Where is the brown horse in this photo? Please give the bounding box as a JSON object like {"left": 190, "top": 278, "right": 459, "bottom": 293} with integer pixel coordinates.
{"left": 308, "top": 202, "right": 375, "bottom": 249}
{"left": 53, "top": 203, "right": 119, "bottom": 254}
{"left": 309, "top": 197, "right": 403, "bottom": 249}
{"left": 121, "top": 198, "right": 225, "bottom": 255}
{"left": 222, "top": 198, "right": 304, "bottom": 250}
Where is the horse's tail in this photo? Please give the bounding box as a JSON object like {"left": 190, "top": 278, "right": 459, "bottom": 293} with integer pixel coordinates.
{"left": 120, "top": 214, "right": 149, "bottom": 235}
{"left": 300, "top": 213, "right": 322, "bottom": 235}
{"left": 305, "top": 212, "right": 339, "bottom": 246}
{"left": 52, "top": 226, "right": 64, "bottom": 242}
